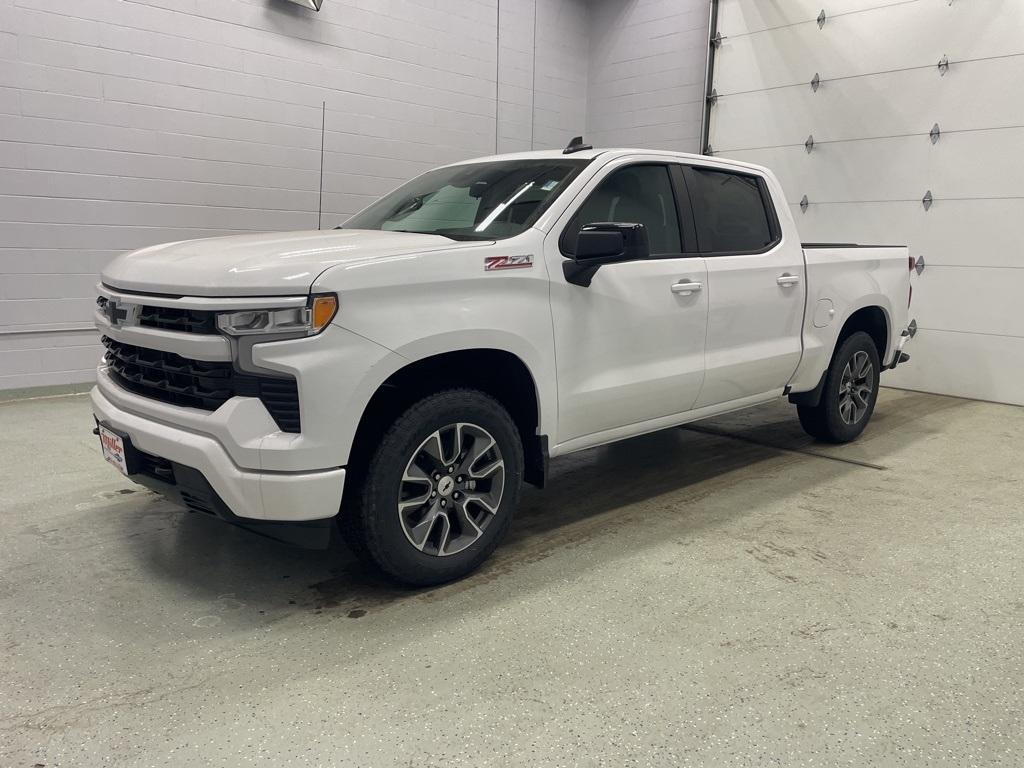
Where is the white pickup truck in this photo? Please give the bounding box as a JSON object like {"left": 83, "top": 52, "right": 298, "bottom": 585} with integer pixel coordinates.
{"left": 91, "top": 142, "right": 916, "bottom": 585}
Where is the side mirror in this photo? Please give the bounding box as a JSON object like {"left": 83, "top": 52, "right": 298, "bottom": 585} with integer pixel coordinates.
{"left": 564, "top": 222, "right": 650, "bottom": 286}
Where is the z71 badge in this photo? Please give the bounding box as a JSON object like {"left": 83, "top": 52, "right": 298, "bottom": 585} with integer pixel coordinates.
{"left": 485, "top": 254, "right": 533, "bottom": 271}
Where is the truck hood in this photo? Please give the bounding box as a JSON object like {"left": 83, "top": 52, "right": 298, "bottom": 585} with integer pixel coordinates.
{"left": 101, "top": 229, "right": 469, "bottom": 297}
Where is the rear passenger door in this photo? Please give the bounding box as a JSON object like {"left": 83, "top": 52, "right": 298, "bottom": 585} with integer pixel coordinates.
{"left": 681, "top": 165, "right": 805, "bottom": 407}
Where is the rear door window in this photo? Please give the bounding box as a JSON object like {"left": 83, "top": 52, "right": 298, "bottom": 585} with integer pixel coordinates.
{"left": 684, "top": 167, "right": 778, "bottom": 254}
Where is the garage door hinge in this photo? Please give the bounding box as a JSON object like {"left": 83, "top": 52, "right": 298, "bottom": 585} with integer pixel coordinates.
{"left": 937, "top": 55, "right": 950, "bottom": 76}
{"left": 817, "top": 9, "right": 826, "bottom": 28}
{"left": 805, "top": 134, "right": 815, "bottom": 153}
{"left": 915, "top": 256, "right": 926, "bottom": 275}
{"left": 711, "top": 31, "right": 724, "bottom": 48}
{"left": 707, "top": 89, "right": 718, "bottom": 106}
{"left": 800, "top": 194, "right": 810, "bottom": 213}
{"left": 922, "top": 190, "right": 933, "bottom": 211}
{"left": 929, "top": 123, "right": 941, "bottom": 144}
{"left": 810, "top": 73, "right": 820, "bottom": 92}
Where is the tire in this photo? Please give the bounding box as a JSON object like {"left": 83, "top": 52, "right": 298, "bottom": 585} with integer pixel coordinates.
{"left": 797, "top": 331, "right": 881, "bottom": 444}
{"left": 343, "top": 388, "right": 523, "bottom": 586}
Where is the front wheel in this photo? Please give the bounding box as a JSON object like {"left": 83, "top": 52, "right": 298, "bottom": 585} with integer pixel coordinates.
{"left": 797, "top": 331, "right": 881, "bottom": 443}
{"left": 344, "top": 389, "right": 523, "bottom": 586}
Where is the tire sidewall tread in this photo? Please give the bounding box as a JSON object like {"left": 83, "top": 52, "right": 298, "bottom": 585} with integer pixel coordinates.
{"left": 350, "top": 388, "right": 523, "bottom": 586}
{"left": 799, "top": 331, "right": 881, "bottom": 444}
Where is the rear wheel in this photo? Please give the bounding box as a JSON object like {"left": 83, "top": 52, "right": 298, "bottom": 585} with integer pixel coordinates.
{"left": 344, "top": 389, "right": 523, "bottom": 586}
{"left": 797, "top": 331, "right": 880, "bottom": 443}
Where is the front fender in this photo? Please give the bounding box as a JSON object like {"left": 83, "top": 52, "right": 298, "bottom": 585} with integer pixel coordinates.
{"left": 341, "top": 326, "right": 556, "bottom": 442}
{"left": 315, "top": 241, "right": 557, "bottom": 447}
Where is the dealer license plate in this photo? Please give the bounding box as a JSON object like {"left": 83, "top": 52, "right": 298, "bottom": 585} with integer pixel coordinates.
{"left": 98, "top": 424, "right": 129, "bottom": 476}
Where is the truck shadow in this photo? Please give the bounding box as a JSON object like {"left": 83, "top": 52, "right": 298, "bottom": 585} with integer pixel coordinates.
{"left": 128, "top": 390, "right": 967, "bottom": 623}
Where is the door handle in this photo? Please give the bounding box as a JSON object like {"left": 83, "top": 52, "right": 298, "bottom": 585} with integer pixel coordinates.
{"left": 671, "top": 280, "right": 703, "bottom": 295}
{"left": 777, "top": 273, "right": 801, "bottom": 287}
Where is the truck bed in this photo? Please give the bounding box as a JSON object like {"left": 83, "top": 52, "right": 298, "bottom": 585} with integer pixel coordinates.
{"left": 786, "top": 243, "right": 912, "bottom": 395}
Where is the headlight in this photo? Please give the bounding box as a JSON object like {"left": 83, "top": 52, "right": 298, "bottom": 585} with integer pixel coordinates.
{"left": 216, "top": 294, "right": 338, "bottom": 337}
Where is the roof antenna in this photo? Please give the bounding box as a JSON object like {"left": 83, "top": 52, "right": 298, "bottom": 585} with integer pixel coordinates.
{"left": 563, "top": 135, "right": 592, "bottom": 154}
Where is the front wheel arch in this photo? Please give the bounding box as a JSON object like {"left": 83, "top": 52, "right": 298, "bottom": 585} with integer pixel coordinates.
{"left": 346, "top": 349, "right": 547, "bottom": 494}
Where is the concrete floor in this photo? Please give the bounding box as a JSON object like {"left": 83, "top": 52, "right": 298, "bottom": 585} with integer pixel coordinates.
{"left": 1, "top": 389, "right": 1022, "bottom": 767}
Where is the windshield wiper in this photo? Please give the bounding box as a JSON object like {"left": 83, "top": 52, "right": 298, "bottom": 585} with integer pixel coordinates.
{"left": 389, "top": 229, "right": 493, "bottom": 242}
{"left": 431, "top": 232, "right": 494, "bottom": 241}
{"left": 389, "top": 228, "right": 452, "bottom": 239}
{"left": 331, "top": 228, "right": 492, "bottom": 242}
{"left": 393, "top": 195, "right": 425, "bottom": 217}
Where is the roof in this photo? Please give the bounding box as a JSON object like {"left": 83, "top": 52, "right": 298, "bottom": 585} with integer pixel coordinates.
{"left": 447, "top": 148, "right": 770, "bottom": 175}
{"left": 454, "top": 148, "right": 690, "bottom": 163}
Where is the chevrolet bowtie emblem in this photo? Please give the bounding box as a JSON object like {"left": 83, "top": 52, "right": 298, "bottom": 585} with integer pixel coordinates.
{"left": 103, "top": 299, "right": 129, "bottom": 326}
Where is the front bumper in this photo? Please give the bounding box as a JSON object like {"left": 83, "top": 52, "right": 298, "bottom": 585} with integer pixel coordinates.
{"left": 91, "top": 385, "right": 346, "bottom": 525}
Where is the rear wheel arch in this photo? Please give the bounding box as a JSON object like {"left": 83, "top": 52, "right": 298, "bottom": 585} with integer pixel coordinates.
{"left": 790, "top": 305, "right": 889, "bottom": 408}
{"left": 837, "top": 305, "right": 889, "bottom": 362}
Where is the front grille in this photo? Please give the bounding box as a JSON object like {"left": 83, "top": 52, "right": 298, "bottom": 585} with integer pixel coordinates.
{"left": 138, "top": 305, "right": 218, "bottom": 334}
{"left": 102, "top": 336, "right": 301, "bottom": 433}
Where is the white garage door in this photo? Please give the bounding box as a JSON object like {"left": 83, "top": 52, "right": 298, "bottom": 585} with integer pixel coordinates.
{"left": 708, "top": 0, "right": 1024, "bottom": 406}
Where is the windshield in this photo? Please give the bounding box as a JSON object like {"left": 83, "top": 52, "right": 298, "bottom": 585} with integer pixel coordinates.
{"left": 341, "top": 159, "right": 591, "bottom": 241}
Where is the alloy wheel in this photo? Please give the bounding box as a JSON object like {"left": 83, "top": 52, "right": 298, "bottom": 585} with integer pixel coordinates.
{"left": 397, "top": 423, "right": 505, "bottom": 556}
{"left": 838, "top": 350, "right": 874, "bottom": 425}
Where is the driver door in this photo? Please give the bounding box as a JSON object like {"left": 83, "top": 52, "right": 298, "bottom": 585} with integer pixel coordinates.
{"left": 545, "top": 160, "right": 709, "bottom": 448}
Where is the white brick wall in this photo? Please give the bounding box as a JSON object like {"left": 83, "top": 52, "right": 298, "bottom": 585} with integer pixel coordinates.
{"left": 496, "top": 0, "right": 592, "bottom": 154}
{"left": 497, "top": 0, "right": 536, "bottom": 153}
{"left": 587, "top": 0, "right": 711, "bottom": 151}
{"left": 0, "top": 0, "right": 711, "bottom": 390}
{"left": 531, "top": 0, "right": 590, "bottom": 150}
